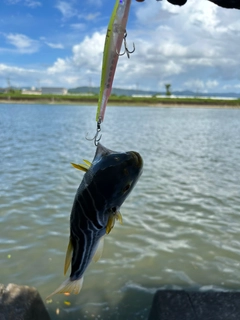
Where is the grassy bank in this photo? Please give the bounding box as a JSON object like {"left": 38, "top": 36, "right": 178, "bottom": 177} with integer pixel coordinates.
{"left": 1, "top": 93, "right": 240, "bottom": 107}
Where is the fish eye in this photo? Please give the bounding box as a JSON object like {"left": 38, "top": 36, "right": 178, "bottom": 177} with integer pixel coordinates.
{"left": 123, "top": 183, "right": 131, "bottom": 193}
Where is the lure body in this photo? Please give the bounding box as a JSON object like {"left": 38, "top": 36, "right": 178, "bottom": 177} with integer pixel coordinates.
{"left": 47, "top": 143, "right": 143, "bottom": 299}
{"left": 97, "top": 0, "right": 132, "bottom": 122}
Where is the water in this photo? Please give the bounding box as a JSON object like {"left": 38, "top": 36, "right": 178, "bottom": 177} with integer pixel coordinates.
{"left": 1, "top": 103, "right": 240, "bottom": 319}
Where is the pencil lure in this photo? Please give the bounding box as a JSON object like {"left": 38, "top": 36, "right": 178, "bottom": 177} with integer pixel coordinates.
{"left": 97, "top": 0, "right": 133, "bottom": 122}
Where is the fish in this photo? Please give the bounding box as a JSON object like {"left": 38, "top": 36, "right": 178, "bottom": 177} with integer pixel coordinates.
{"left": 97, "top": 0, "right": 132, "bottom": 122}
{"left": 46, "top": 143, "right": 143, "bottom": 299}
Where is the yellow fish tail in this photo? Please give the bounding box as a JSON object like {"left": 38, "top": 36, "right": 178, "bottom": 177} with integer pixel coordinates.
{"left": 46, "top": 277, "right": 83, "bottom": 300}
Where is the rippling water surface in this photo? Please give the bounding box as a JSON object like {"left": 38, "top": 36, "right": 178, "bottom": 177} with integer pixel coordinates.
{"left": 1, "top": 103, "right": 240, "bottom": 319}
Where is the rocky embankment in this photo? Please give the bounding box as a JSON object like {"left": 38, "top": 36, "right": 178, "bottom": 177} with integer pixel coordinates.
{"left": 0, "top": 283, "right": 51, "bottom": 320}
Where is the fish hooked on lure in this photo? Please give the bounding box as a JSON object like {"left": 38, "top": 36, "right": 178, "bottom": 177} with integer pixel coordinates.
{"left": 47, "top": 143, "right": 143, "bottom": 299}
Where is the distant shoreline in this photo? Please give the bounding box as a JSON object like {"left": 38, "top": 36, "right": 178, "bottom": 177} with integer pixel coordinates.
{"left": 1, "top": 95, "right": 240, "bottom": 108}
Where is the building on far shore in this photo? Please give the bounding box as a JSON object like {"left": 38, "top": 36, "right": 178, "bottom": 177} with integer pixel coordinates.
{"left": 131, "top": 94, "right": 153, "bottom": 98}
{"left": 155, "top": 94, "right": 238, "bottom": 100}
{"left": 22, "top": 88, "right": 42, "bottom": 95}
{"left": 21, "top": 87, "right": 67, "bottom": 95}
{"left": 41, "top": 87, "right": 67, "bottom": 95}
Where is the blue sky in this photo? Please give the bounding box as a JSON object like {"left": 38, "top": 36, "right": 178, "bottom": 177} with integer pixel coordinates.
{"left": 1, "top": 0, "right": 240, "bottom": 93}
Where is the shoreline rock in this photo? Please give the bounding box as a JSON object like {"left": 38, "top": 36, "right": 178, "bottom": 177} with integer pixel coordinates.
{"left": 148, "top": 290, "right": 240, "bottom": 320}
{"left": 0, "top": 283, "right": 51, "bottom": 320}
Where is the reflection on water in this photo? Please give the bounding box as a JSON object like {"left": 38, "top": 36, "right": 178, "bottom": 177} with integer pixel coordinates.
{"left": 1, "top": 104, "right": 240, "bottom": 319}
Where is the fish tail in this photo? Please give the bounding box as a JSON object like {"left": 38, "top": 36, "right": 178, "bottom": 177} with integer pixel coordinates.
{"left": 46, "top": 277, "right": 83, "bottom": 300}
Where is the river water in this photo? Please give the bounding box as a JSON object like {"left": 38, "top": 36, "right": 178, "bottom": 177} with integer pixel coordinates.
{"left": 1, "top": 103, "right": 240, "bottom": 319}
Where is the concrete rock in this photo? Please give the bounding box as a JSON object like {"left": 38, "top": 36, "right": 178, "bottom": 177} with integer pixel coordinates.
{"left": 148, "top": 290, "right": 240, "bottom": 320}
{"left": 0, "top": 283, "right": 51, "bottom": 320}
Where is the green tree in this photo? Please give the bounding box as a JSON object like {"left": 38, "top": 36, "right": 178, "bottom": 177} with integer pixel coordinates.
{"left": 165, "top": 84, "right": 171, "bottom": 96}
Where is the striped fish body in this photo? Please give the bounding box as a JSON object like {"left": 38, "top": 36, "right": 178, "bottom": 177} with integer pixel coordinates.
{"left": 47, "top": 143, "right": 143, "bottom": 299}
{"left": 70, "top": 143, "right": 143, "bottom": 279}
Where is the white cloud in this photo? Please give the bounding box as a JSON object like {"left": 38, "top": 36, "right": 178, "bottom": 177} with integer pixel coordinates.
{"left": 233, "top": 84, "right": 240, "bottom": 91}
{"left": 70, "top": 23, "right": 86, "bottom": 31}
{"left": 0, "top": 63, "right": 41, "bottom": 87}
{"left": 55, "top": 1, "right": 100, "bottom": 23}
{"left": 0, "top": 63, "right": 31, "bottom": 74}
{"left": 206, "top": 80, "right": 218, "bottom": 89}
{"left": 55, "top": 1, "right": 77, "bottom": 19}
{"left": 183, "top": 79, "right": 205, "bottom": 92}
{"left": 47, "top": 58, "right": 70, "bottom": 74}
{"left": 71, "top": 32, "right": 104, "bottom": 70}
{"left": 6, "top": 0, "right": 21, "bottom": 4}
{"left": 46, "top": 42, "right": 64, "bottom": 49}
{"left": 24, "top": 0, "right": 41, "bottom": 7}
{"left": 6, "top": 0, "right": 41, "bottom": 7}
{"left": 44, "top": 32, "right": 104, "bottom": 86}
{"left": 43, "top": 32, "right": 102, "bottom": 70}
{"left": 87, "top": 0, "right": 102, "bottom": 7}
{"left": 81, "top": 12, "right": 100, "bottom": 21}
{"left": 4, "top": 33, "right": 39, "bottom": 54}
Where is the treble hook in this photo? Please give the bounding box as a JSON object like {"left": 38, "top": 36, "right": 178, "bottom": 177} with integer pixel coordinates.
{"left": 86, "top": 119, "right": 102, "bottom": 146}
{"left": 117, "top": 31, "right": 135, "bottom": 58}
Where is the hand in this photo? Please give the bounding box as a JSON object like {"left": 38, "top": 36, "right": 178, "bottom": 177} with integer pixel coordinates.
{"left": 135, "top": 0, "right": 240, "bottom": 10}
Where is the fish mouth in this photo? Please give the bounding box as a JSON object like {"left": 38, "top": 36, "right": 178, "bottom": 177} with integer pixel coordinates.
{"left": 129, "top": 151, "right": 143, "bottom": 168}
{"left": 94, "top": 143, "right": 143, "bottom": 170}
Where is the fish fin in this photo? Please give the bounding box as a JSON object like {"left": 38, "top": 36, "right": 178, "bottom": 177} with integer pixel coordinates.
{"left": 71, "top": 162, "right": 89, "bottom": 172}
{"left": 64, "top": 238, "right": 73, "bottom": 275}
{"left": 106, "top": 215, "right": 115, "bottom": 234}
{"left": 106, "top": 211, "right": 123, "bottom": 235}
{"left": 116, "top": 211, "right": 123, "bottom": 224}
{"left": 92, "top": 237, "right": 104, "bottom": 263}
{"left": 83, "top": 159, "right": 92, "bottom": 167}
{"left": 46, "top": 277, "right": 83, "bottom": 300}
{"left": 71, "top": 160, "right": 91, "bottom": 172}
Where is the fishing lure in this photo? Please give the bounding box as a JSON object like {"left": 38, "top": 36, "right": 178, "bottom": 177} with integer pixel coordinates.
{"left": 96, "top": 0, "right": 134, "bottom": 124}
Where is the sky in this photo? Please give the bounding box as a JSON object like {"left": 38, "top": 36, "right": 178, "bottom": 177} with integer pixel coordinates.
{"left": 1, "top": 0, "right": 240, "bottom": 93}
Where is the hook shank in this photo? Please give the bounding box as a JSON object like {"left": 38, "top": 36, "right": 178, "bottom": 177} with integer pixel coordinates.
{"left": 86, "top": 119, "right": 102, "bottom": 146}
{"left": 117, "top": 31, "right": 135, "bottom": 58}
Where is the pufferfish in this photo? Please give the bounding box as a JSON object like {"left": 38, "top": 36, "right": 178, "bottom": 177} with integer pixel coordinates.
{"left": 47, "top": 143, "right": 143, "bottom": 299}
